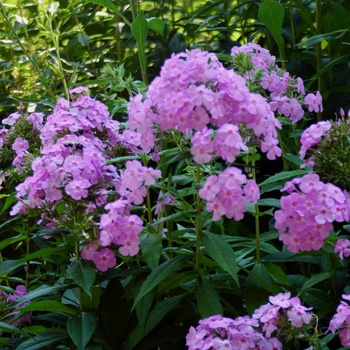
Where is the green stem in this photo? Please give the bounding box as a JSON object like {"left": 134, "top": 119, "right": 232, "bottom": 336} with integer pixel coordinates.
{"left": 249, "top": 152, "right": 261, "bottom": 263}
{"left": 41, "top": 4, "right": 70, "bottom": 100}
{"left": 315, "top": 0, "right": 323, "bottom": 120}
{"left": 195, "top": 164, "right": 202, "bottom": 270}
{"left": 129, "top": 0, "right": 138, "bottom": 20}
{"left": 25, "top": 220, "right": 30, "bottom": 287}
{"left": 0, "top": 2, "right": 55, "bottom": 99}
{"left": 146, "top": 187, "right": 152, "bottom": 224}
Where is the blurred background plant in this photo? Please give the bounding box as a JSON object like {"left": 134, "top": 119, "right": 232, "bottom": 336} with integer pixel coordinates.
{"left": 0, "top": 0, "right": 349, "bottom": 117}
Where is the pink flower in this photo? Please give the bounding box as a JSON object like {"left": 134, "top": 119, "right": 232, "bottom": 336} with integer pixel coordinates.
{"left": 81, "top": 243, "right": 98, "bottom": 260}
{"left": 269, "top": 292, "right": 291, "bottom": 308}
{"left": 340, "top": 328, "right": 350, "bottom": 347}
{"left": 260, "top": 136, "right": 282, "bottom": 160}
{"left": 119, "top": 234, "right": 140, "bottom": 256}
{"left": 2, "top": 112, "right": 21, "bottom": 125}
{"left": 199, "top": 175, "right": 220, "bottom": 201}
{"left": 93, "top": 248, "right": 116, "bottom": 271}
{"left": 304, "top": 91, "right": 323, "bottom": 113}
{"left": 287, "top": 297, "right": 313, "bottom": 327}
{"left": 12, "top": 138, "right": 29, "bottom": 155}
{"left": 335, "top": 239, "right": 350, "bottom": 260}
{"left": 64, "top": 179, "right": 91, "bottom": 200}
{"left": 243, "top": 180, "right": 260, "bottom": 204}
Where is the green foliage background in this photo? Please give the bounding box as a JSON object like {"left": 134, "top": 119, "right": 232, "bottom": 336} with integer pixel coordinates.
{"left": 1, "top": 0, "right": 349, "bottom": 117}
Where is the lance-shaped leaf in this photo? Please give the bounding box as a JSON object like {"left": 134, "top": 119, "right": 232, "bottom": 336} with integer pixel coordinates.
{"left": 201, "top": 231, "right": 239, "bottom": 285}
{"left": 69, "top": 260, "right": 96, "bottom": 296}
{"left": 67, "top": 312, "right": 96, "bottom": 350}
{"left": 132, "top": 253, "right": 192, "bottom": 308}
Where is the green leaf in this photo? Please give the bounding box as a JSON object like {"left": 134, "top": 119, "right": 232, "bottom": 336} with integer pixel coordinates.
{"left": 69, "top": 260, "right": 96, "bottom": 296}
{"left": 263, "top": 262, "right": 291, "bottom": 287}
{"left": 0, "top": 259, "right": 24, "bottom": 276}
{"left": 258, "top": 1, "right": 285, "bottom": 54}
{"left": 131, "top": 11, "right": 148, "bottom": 83}
{"left": 12, "top": 285, "right": 68, "bottom": 307}
{"left": 148, "top": 18, "right": 165, "bottom": 36}
{"left": 257, "top": 198, "right": 281, "bottom": 208}
{"left": 0, "top": 193, "right": 16, "bottom": 214}
{"left": 15, "top": 332, "right": 68, "bottom": 350}
{"left": 201, "top": 231, "right": 239, "bottom": 285}
{"left": 0, "top": 321, "right": 26, "bottom": 335}
{"left": 259, "top": 169, "right": 308, "bottom": 188}
{"left": 140, "top": 234, "right": 162, "bottom": 270}
{"left": 300, "top": 271, "right": 333, "bottom": 293}
{"left": 145, "top": 294, "right": 184, "bottom": 334}
{"left": 19, "top": 300, "right": 75, "bottom": 316}
{"left": 0, "top": 235, "right": 26, "bottom": 251}
{"left": 83, "top": 0, "right": 131, "bottom": 26}
{"left": 244, "top": 263, "right": 276, "bottom": 314}
{"left": 81, "top": 286, "right": 102, "bottom": 311}
{"left": 67, "top": 312, "right": 96, "bottom": 350}
{"left": 133, "top": 254, "right": 192, "bottom": 308}
{"left": 297, "top": 29, "right": 349, "bottom": 47}
{"left": 196, "top": 275, "right": 223, "bottom": 318}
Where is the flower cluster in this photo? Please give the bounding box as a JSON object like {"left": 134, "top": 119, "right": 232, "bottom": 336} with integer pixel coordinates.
{"left": 186, "top": 292, "right": 315, "bottom": 350}
{"left": 5, "top": 88, "right": 161, "bottom": 272}
{"left": 253, "top": 292, "right": 313, "bottom": 339}
{"left": 299, "top": 121, "right": 332, "bottom": 161}
{"left": 186, "top": 314, "right": 282, "bottom": 350}
{"left": 199, "top": 167, "right": 260, "bottom": 221}
{"left": 231, "top": 43, "right": 323, "bottom": 124}
{"left": 299, "top": 111, "right": 350, "bottom": 191}
{"left": 1, "top": 285, "right": 32, "bottom": 326}
{"left": 328, "top": 294, "right": 350, "bottom": 347}
{"left": 128, "top": 46, "right": 283, "bottom": 161}
{"left": 274, "top": 173, "right": 350, "bottom": 252}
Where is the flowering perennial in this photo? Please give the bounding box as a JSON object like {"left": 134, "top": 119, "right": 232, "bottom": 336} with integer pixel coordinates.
{"left": 274, "top": 173, "right": 350, "bottom": 252}
{"left": 186, "top": 292, "right": 315, "bottom": 349}
{"left": 2, "top": 88, "right": 161, "bottom": 271}
{"left": 199, "top": 167, "right": 259, "bottom": 221}
{"left": 186, "top": 314, "right": 282, "bottom": 350}
{"left": 231, "top": 43, "right": 323, "bottom": 124}
{"left": 128, "top": 47, "right": 283, "bottom": 161}
{"left": 328, "top": 294, "right": 350, "bottom": 347}
{"left": 252, "top": 292, "right": 313, "bottom": 339}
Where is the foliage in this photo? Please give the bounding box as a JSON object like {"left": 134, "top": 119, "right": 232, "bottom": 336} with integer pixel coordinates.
{"left": 0, "top": 1, "right": 350, "bottom": 350}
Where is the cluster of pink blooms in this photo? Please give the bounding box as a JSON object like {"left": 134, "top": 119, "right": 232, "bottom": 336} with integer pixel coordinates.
{"left": 199, "top": 167, "right": 260, "bottom": 221}
{"left": 328, "top": 294, "right": 350, "bottom": 347}
{"left": 5, "top": 87, "right": 161, "bottom": 272}
{"left": 252, "top": 292, "right": 313, "bottom": 338}
{"left": 298, "top": 120, "right": 332, "bottom": 166}
{"left": 1, "top": 285, "right": 32, "bottom": 326}
{"left": 274, "top": 173, "right": 350, "bottom": 252}
{"left": 128, "top": 46, "right": 283, "bottom": 161}
{"left": 186, "top": 292, "right": 315, "bottom": 350}
{"left": 81, "top": 160, "right": 161, "bottom": 271}
{"left": 186, "top": 314, "right": 282, "bottom": 350}
{"left": 231, "top": 43, "right": 323, "bottom": 124}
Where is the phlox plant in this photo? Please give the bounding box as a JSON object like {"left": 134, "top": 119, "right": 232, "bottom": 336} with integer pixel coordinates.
{"left": 0, "top": 42, "right": 349, "bottom": 350}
